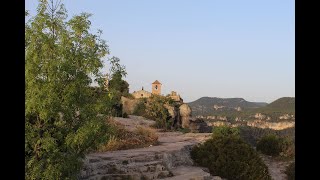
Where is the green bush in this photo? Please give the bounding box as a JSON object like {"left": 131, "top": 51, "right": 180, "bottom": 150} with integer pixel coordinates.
{"left": 256, "top": 135, "right": 284, "bottom": 156}
{"left": 285, "top": 162, "right": 295, "bottom": 180}
{"left": 191, "top": 132, "right": 271, "bottom": 180}
{"left": 212, "top": 126, "right": 240, "bottom": 137}
{"left": 238, "top": 126, "right": 295, "bottom": 147}
{"left": 132, "top": 100, "right": 147, "bottom": 117}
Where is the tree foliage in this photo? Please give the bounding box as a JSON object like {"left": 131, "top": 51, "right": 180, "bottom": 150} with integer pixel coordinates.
{"left": 25, "top": 0, "right": 112, "bottom": 179}
{"left": 98, "top": 56, "right": 130, "bottom": 117}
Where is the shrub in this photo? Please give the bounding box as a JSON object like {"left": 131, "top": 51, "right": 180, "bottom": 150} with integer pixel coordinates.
{"left": 132, "top": 99, "right": 148, "bottom": 117}
{"left": 280, "top": 138, "right": 295, "bottom": 158}
{"left": 256, "top": 135, "right": 284, "bottom": 156}
{"left": 238, "top": 126, "right": 295, "bottom": 147}
{"left": 285, "top": 162, "right": 295, "bottom": 180}
{"left": 212, "top": 125, "right": 240, "bottom": 137}
{"left": 191, "top": 132, "right": 271, "bottom": 180}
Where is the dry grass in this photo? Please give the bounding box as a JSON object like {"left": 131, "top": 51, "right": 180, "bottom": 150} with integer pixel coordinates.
{"left": 98, "top": 119, "right": 158, "bottom": 152}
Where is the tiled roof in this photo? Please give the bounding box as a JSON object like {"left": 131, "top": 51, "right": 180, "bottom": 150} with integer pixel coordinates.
{"left": 152, "top": 80, "right": 162, "bottom": 84}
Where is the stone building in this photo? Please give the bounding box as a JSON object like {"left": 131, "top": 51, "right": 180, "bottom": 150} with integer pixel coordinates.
{"left": 152, "top": 80, "right": 162, "bottom": 95}
{"left": 131, "top": 80, "right": 183, "bottom": 103}
{"left": 169, "top": 91, "right": 183, "bottom": 102}
{"left": 132, "top": 87, "right": 152, "bottom": 99}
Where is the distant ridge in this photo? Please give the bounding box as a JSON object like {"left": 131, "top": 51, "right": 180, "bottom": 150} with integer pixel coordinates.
{"left": 188, "top": 97, "right": 268, "bottom": 116}
{"left": 258, "top": 97, "right": 295, "bottom": 114}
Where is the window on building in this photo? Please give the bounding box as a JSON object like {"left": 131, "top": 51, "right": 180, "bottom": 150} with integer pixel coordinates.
{"left": 141, "top": 94, "right": 143, "bottom": 97}
{"left": 155, "top": 85, "right": 158, "bottom": 90}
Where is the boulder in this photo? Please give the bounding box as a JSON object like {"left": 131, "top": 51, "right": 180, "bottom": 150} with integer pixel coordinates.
{"left": 189, "top": 118, "right": 212, "bottom": 133}
{"left": 179, "top": 104, "right": 192, "bottom": 128}
{"left": 164, "top": 104, "right": 177, "bottom": 118}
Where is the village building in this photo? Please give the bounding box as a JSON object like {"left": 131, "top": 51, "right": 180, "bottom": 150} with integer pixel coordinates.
{"left": 131, "top": 80, "right": 183, "bottom": 102}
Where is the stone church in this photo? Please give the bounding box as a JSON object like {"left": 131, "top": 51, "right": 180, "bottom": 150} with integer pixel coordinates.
{"left": 132, "top": 80, "right": 183, "bottom": 102}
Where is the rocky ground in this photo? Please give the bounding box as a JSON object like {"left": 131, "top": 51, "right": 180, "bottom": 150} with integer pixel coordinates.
{"left": 80, "top": 115, "right": 291, "bottom": 180}
{"left": 80, "top": 115, "right": 217, "bottom": 180}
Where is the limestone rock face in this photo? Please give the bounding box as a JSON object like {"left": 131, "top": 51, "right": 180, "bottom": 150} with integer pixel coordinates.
{"left": 254, "top": 113, "right": 266, "bottom": 120}
{"left": 164, "top": 104, "right": 177, "bottom": 118}
{"left": 206, "top": 121, "right": 231, "bottom": 127}
{"left": 179, "top": 104, "right": 192, "bottom": 128}
{"left": 246, "top": 120, "right": 295, "bottom": 130}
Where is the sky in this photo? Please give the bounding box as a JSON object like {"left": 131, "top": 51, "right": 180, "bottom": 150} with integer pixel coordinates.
{"left": 26, "top": 0, "right": 295, "bottom": 103}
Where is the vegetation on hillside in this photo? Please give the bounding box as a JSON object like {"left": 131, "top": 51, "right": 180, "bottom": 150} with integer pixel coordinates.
{"left": 189, "top": 97, "right": 295, "bottom": 121}
{"left": 191, "top": 126, "right": 271, "bottom": 180}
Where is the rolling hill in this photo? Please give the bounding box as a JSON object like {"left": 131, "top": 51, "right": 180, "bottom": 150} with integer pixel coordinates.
{"left": 188, "top": 97, "right": 268, "bottom": 116}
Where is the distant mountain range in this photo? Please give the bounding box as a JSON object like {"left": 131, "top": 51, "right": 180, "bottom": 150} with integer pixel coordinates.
{"left": 188, "top": 97, "right": 295, "bottom": 120}
{"left": 188, "top": 97, "right": 268, "bottom": 116}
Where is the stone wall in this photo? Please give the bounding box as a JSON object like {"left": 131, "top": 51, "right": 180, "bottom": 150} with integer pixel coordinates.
{"left": 132, "top": 90, "right": 152, "bottom": 99}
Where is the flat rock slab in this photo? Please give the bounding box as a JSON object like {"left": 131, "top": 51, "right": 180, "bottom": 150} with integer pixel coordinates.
{"left": 82, "top": 117, "right": 212, "bottom": 179}
{"left": 81, "top": 116, "right": 213, "bottom": 179}
{"left": 112, "top": 115, "right": 156, "bottom": 131}
{"left": 163, "top": 166, "right": 212, "bottom": 180}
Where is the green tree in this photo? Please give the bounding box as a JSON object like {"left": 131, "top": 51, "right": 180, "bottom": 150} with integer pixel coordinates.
{"left": 100, "top": 56, "right": 129, "bottom": 117}
{"left": 25, "top": 0, "right": 111, "bottom": 179}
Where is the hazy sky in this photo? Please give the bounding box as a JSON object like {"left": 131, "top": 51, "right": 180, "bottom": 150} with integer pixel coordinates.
{"left": 26, "top": 0, "right": 295, "bottom": 103}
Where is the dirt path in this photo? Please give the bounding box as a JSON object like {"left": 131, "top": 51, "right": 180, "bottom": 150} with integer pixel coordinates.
{"left": 260, "top": 155, "right": 293, "bottom": 180}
